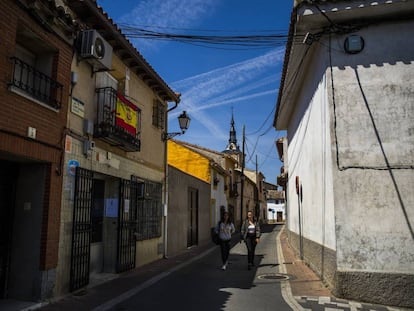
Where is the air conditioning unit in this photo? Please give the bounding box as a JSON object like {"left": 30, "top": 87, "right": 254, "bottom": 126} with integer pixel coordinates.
{"left": 78, "top": 29, "right": 112, "bottom": 71}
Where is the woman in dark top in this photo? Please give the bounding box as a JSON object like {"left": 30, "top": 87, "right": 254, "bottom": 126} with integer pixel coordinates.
{"left": 241, "top": 210, "right": 261, "bottom": 270}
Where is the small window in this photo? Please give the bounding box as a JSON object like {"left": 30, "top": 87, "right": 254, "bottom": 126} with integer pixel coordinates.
{"left": 152, "top": 99, "right": 165, "bottom": 130}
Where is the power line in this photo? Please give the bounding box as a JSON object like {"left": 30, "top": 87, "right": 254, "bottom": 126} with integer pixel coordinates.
{"left": 118, "top": 23, "right": 290, "bottom": 49}
{"left": 246, "top": 103, "right": 276, "bottom": 136}
{"left": 120, "top": 23, "right": 287, "bottom": 33}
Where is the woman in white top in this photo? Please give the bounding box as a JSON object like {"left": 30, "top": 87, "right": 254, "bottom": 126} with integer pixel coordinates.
{"left": 215, "top": 211, "right": 235, "bottom": 270}
{"left": 241, "top": 210, "right": 261, "bottom": 270}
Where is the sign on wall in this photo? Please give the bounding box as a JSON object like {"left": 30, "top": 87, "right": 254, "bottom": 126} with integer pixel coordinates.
{"left": 71, "top": 97, "right": 85, "bottom": 118}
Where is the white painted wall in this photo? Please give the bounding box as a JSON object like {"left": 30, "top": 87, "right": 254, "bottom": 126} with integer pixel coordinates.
{"left": 211, "top": 170, "right": 228, "bottom": 223}
{"left": 267, "top": 203, "right": 285, "bottom": 221}
{"left": 287, "top": 71, "right": 336, "bottom": 251}
{"left": 286, "top": 19, "right": 414, "bottom": 274}
{"left": 329, "top": 21, "right": 414, "bottom": 273}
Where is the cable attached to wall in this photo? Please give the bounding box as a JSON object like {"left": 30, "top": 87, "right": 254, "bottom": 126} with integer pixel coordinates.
{"left": 328, "top": 31, "right": 413, "bottom": 171}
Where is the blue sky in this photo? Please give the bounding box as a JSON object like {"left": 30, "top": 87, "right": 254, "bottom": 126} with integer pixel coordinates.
{"left": 97, "top": 0, "right": 292, "bottom": 185}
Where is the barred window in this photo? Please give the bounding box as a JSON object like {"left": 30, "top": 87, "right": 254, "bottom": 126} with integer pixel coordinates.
{"left": 133, "top": 177, "right": 163, "bottom": 240}
{"left": 152, "top": 99, "right": 165, "bottom": 130}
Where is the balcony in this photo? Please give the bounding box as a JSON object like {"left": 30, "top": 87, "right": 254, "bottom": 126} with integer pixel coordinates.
{"left": 94, "top": 87, "right": 141, "bottom": 152}
{"left": 9, "top": 57, "right": 63, "bottom": 110}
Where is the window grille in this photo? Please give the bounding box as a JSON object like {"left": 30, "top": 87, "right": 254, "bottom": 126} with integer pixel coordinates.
{"left": 131, "top": 176, "right": 163, "bottom": 240}
{"left": 9, "top": 57, "right": 62, "bottom": 109}
{"left": 152, "top": 99, "right": 165, "bottom": 130}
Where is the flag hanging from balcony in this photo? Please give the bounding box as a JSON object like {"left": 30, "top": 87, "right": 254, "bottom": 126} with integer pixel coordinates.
{"left": 116, "top": 93, "right": 138, "bottom": 135}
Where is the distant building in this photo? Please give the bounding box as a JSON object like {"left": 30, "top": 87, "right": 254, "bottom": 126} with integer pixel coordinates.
{"left": 244, "top": 169, "right": 266, "bottom": 222}
{"left": 172, "top": 140, "right": 240, "bottom": 227}
{"left": 167, "top": 140, "right": 230, "bottom": 255}
{"left": 266, "top": 203, "right": 285, "bottom": 224}
{"left": 264, "top": 182, "right": 285, "bottom": 223}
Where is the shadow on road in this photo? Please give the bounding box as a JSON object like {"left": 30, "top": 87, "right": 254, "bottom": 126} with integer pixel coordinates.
{"left": 113, "top": 224, "right": 286, "bottom": 311}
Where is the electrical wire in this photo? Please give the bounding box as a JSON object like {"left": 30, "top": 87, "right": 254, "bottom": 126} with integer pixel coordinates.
{"left": 118, "top": 23, "right": 290, "bottom": 49}
{"left": 258, "top": 140, "right": 279, "bottom": 168}
{"left": 246, "top": 103, "right": 276, "bottom": 136}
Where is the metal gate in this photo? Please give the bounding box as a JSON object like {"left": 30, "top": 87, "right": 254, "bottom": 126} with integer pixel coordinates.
{"left": 70, "top": 167, "right": 93, "bottom": 291}
{"left": 116, "top": 179, "right": 139, "bottom": 273}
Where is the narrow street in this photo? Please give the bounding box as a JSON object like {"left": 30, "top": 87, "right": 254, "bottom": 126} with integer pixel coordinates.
{"left": 103, "top": 224, "right": 291, "bottom": 311}
{"left": 38, "top": 224, "right": 294, "bottom": 311}
{"left": 16, "top": 224, "right": 406, "bottom": 311}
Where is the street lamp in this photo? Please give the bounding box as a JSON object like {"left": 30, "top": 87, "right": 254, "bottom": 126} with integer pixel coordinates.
{"left": 162, "top": 111, "right": 191, "bottom": 141}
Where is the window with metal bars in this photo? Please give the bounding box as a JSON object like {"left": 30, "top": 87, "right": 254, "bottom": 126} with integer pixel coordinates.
{"left": 10, "top": 36, "right": 63, "bottom": 110}
{"left": 152, "top": 99, "right": 165, "bottom": 130}
{"left": 132, "top": 176, "right": 163, "bottom": 240}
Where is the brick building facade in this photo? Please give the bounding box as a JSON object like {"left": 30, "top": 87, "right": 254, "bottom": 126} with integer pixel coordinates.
{"left": 0, "top": 0, "right": 74, "bottom": 301}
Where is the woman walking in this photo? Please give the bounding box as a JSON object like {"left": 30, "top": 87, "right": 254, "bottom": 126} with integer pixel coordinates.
{"left": 216, "top": 211, "right": 235, "bottom": 270}
{"left": 241, "top": 210, "right": 261, "bottom": 270}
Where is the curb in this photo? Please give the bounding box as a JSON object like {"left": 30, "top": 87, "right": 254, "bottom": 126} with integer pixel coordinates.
{"left": 276, "top": 226, "right": 306, "bottom": 311}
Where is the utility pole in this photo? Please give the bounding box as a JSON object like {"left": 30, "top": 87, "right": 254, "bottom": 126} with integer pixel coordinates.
{"left": 240, "top": 125, "right": 245, "bottom": 227}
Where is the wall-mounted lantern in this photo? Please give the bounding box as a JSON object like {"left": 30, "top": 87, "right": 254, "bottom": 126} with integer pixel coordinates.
{"left": 163, "top": 111, "right": 191, "bottom": 141}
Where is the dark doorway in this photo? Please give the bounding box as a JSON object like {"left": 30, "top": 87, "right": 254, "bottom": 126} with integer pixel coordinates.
{"left": 0, "top": 161, "right": 17, "bottom": 299}
{"left": 90, "top": 179, "right": 105, "bottom": 274}
{"left": 92, "top": 179, "right": 105, "bottom": 243}
{"left": 187, "top": 188, "right": 198, "bottom": 247}
{"left": 277, "top": 212, "right": 283, "bottom": 222}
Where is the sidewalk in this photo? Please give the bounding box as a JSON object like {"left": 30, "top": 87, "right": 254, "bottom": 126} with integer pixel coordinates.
{"left": 279, "top": 226, "right": 332, "bottom": 298}
{"left": 277, "top": 226, "right": 412, "bottom": 311}
{"left": 35, "top": 242, "right": 216, "bottom": 311}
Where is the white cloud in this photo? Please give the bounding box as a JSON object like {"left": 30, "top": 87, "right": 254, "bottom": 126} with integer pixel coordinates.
{"left": 173, "top": 49, "right": 283, "bottom": 90}
{"left": 193, "top": 89, "right": 277, "bottom": 113}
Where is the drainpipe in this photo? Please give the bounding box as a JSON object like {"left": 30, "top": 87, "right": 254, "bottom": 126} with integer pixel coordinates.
{"left": 163, "top": 95, "right": 181, "bottom": 259}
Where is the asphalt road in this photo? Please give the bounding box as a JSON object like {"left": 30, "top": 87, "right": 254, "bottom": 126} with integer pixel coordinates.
{"left": 101, "top": 224, "right": 293, "bottom": 311}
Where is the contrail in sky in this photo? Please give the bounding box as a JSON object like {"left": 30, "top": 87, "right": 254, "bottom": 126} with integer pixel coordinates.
{"left": 169, "top": 48, "right": 284, "bottom": 139}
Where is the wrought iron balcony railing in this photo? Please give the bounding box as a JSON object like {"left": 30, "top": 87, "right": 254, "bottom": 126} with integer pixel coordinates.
{"left": 94, "top": 87, "right": 141, "bottom": 152}
{"left": 9, "top": 57, "right": 62, "bottom": 110}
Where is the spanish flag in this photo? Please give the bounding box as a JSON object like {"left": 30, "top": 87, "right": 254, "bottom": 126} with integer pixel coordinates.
{"left": 115, "top": 93, "right": 138, "bottom": 135}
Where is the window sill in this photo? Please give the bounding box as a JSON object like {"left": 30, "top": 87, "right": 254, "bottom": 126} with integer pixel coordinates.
{"left": 9, "top": 86, "right": 59, "bottom": 113}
